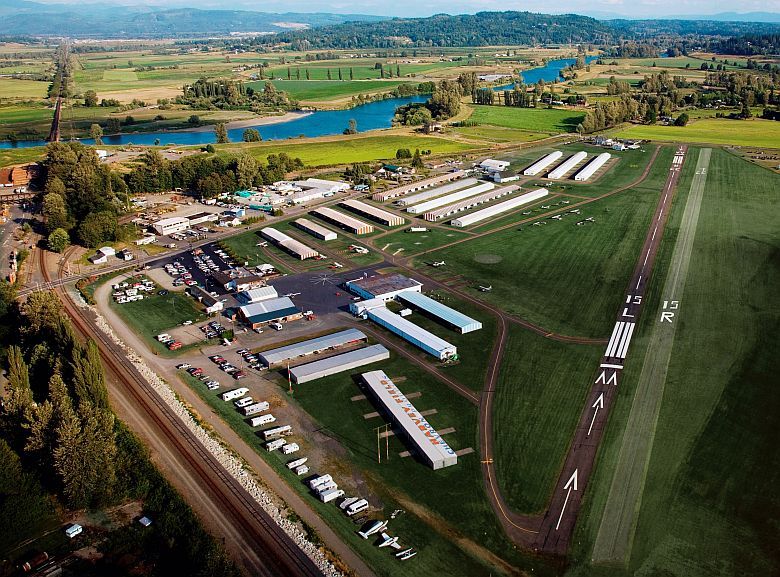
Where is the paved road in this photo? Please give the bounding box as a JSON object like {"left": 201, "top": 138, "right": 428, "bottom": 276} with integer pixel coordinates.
{"left": 532, "top": 145, "right": 689, "bottom": 554}
{"left": 591, "top": 148, "right": 711, "bottom": 564}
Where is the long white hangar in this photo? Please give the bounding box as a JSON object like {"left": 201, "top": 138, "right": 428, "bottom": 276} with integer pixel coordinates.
{"left": 289, "top": 344, "right": 389, "bottom": 384}
{"left": 259, "top": 328, "right": 367, "bottom": 367}
{"left": 362, "top": 370, "right": 458, "bottom": 470}
{"left": 451, "top": 188, "right": 549, "bottom": 228}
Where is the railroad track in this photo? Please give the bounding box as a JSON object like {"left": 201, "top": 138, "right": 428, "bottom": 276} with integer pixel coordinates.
{"left": 40, "top": 249, "right": 325, "bottom": 577}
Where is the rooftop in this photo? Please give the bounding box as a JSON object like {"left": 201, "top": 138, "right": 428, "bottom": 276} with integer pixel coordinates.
{"left": 347, "top": 273, "right": 422, "bottom": 298}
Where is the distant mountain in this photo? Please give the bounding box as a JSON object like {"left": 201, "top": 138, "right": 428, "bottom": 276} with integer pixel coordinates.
{"left": 584, "top": 10, "right": 780, "bottom": 23}
{"left": 259, "top": 11, "right": 615, "bottom": 48}
{"left": 1, "top": 1, "right": 386, "bottom": 37}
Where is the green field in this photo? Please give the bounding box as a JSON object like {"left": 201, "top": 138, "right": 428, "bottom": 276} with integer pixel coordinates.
{"left": 0, "top": 146, "right": 46, "bottom": 168}
{"left": 219, "top": 134, "right": 476, "bottom": 167}
{"left": 374, "top": 227, "right": 472, "bottom": 255}
{"left": 451, "top": 124, "right": 552, "bottom": 143}
{"left": 616, "top": 117, "right": 780, "bottom": 149}
{"left": 0, "top": 79, "right": 50, "bottom": 99}
{"left": 265, "top": 80, "right": 412, "bottom": 101}
{"left": 569, "top": 149, "right": 780, "bottom": 576}
{"left": 467, "top": 105, "right": 586, "bottom": 133}
{"left": 494, "top": 325, "right": 602, "bottom": 512}
{"left": 422, "top": 147, "right": 675, "bottom": 338}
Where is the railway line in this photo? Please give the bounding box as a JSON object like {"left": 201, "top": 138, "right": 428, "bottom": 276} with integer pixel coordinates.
{"left": 39, "top": 248, "right": 325, "bottom": 577}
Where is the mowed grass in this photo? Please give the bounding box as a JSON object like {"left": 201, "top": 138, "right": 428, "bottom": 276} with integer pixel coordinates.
{"left": 375, "top": 227, "right": 472, "bottom": 255}
{"left": 451, "top": 124, "right": 552, "bottom": 143}
{"left": 0, "top": 79, "right": 50, "bottom": 99}
{"left": 493, "top": 326, "right": 602, "bottom": 512}
{"left": 219, "top": 134, "right": 476, "bottom": 167}
{"left": 570, "top": 149, "right": 780, "bottom": 577}
{"left": 0, "top": 146, "right": 46, "bottom": 168}
{"left": 265, "top": 79, "right": 412, "bottom": 101}
{"left": 616, "top": 117, "right": 780, "bottom": 149}
{"left": 103, "top": 69, "right": 139, "bottom": 82}
{"left": 467, "top": 105, "right": 585, "bottom": 133}
{"left": 423, "top": 147, "right": 675, "bottom": 338}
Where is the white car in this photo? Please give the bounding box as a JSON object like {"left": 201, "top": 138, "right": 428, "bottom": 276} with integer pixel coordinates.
{"left": 182, "top": 320, "right": 193, "bottom": 326}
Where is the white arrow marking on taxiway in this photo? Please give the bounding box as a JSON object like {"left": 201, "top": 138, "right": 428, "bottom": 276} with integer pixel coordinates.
{"left": 555, "top": 469, "right": 579, "bottom": 531}
{"left": 587, "top": 393, "right": 605, "bottom": 437}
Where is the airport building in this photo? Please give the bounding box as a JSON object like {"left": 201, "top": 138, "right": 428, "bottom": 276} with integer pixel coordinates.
{"left": 366, "top": 306, "right": 457, "bottom": 360}
{"left": 395, "top": 177, "right": 479, "bottom": 207}
{"left": 237, "top": 297, "right": 302, "bottom": 329}
{"left": 259, "top": 328, "right": 368, "bottom": 367}
{"left": 372, "top": 170, "right": 466, "bottom": 201}
{"left": 547, "top": 151, "right": 588, "bottom": 180}
{"left": 236, "top": 286, "right": 279, "bottom": 305}
{"left": 345, "top": 273, "right": 422, "bottom": 301}
{"left": 289, "top": 344, "right": 390, "bottom": 384}
{"left": 523, "top": 151, "right": 563, "bottom": 176}
{"left": 311, "top": 207, "right": 374, "bottom": 235}
{"left": 478, "top": 158, "right": 510, "bottom": 173}
{"left": 451, "top": 188, "right": 549, "bottom": 227}
{"left": 340, "top": 199, "right": 405, "bottom": 226}
{"left": 574, "top": 153, "right": 611, "bottom": 181}
{"left": 406, "top": 182, "right": 495, "bottom": 215}
{"left": 293, "top": 218, "right": 337, "bottom": 241}
{"left": 397, "top": 291, "right": 482, "bottom": 334}
{"left": 361, "top": 370, "right": 458, "bottom": 469}
{"left": 153, "top": 216, "right": 190, "bottom": 236}
{"left": 423, "top": 185, "right": 519, "bottom": 221}
{"left": 260, "top": 227, "right": 319, "bottom": 260}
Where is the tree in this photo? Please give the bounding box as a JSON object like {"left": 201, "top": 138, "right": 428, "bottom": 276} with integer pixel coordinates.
{"left": 83, "top": 90, "right": 98, "bottom": 107}
{"left": 71, "top": 340, "right": 108, "bottom": 409}
{"left": 242, "top": 128, "right": 261, "bottom": 142}
{"left": 740, "top": 99, "right": 752, "bottom": 119}
{"left": 106, "top": 117, "right": 121, "bottom": 134}
{"left": 343, "top": 118, "right": 357, "bottom": 135}
{"left": 187, "top": 115, "right": 201, "bottom": 127}
{"left": 411, "top": 148, "right": 424, "bottom": 169}
{"left": 4, "top": 346, "right": 33, "bottom": 422}
{"left": 89, "top": 124, "right": 103, "bottom": 145}
{"left": 47, "top": 228, "right": 70, "bottom": 253}
{"left": 235, "top": 154, "right": 258, "bottom": 190}
{"left": 76, "top": 211, "right": 117, "bottom": 248}
{"left": 42, "top": 192, "right": 69, "bottom": 233}
{"left": 215, "top": 123, "right": 229, "bottom": 144}
{"left": 674, "top": 112, "right": 689, "bottom": 126}
{"left": 395, "top": 148, "right": 412, "bottom": 159}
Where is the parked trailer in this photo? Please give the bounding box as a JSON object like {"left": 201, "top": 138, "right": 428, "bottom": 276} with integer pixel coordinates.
{"left": 250, "top": 414, "right": 276, "bottom": 427}
{"left": 346, "top": 498, "right": 370, "bottom": 516}
{"left": 234, "top": 396, "right": 254, "bottom": 408}
{"left": 286, "top": 457, "right": 308, "bottom": 470}
{"left": 314, "top": 481, "right": 338, "bottom": 494}
{"left": 243, "top": 401, "right": 270, "bottom": 416}
{"left": 281, "top": 443, "right": 300, "bottom": 455}
{"left": 221, "top": 387, "right": 249, "bottom": 401}
{"left": 309, "top": 474, "right": 333, "bottom": 490}
{"left": 295, "top": 465, "right": 309, "bottom": 476}
{"left": 263, "top": 425, "right": 292, "bottom": 441}
{"left": 266, "top": 438, "right": 286, "bottom": 451}
{"left": 523, "top": 150, "right": 563, "bottom": 176}
{"left": 319, "top": 488, "right": 345, "bottom": 503}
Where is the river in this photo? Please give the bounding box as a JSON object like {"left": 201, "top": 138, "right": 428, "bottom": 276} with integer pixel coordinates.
{"left": 1, "top": 56, "right": 600, "bottom": 149}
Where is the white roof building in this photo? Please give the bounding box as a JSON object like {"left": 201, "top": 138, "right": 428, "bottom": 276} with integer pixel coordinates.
{"left": 478, "top": 159, "right": 510, "bottom": 173}
{"left": 237, "top": 286, "right": 279, "bottom": 304}
{"left": 153, "top": 216, "right": 190, "bottom": 236}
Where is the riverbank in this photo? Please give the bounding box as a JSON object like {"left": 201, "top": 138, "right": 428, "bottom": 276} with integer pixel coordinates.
{"left": 179, "top": 111, "right": 313, "bottom": 133}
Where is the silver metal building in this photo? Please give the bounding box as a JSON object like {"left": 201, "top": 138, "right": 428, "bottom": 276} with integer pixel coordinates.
{"left": 289, "top": 344, "right": 390, "bottom": 384}
{"left": 397, "top": 291, "right": 482, "bottom": 334}
{"left": 361, "top": 370, "right": 458, "bottom": 470}
{"left": 311, "top": 206, "right": 374, "bottom": 235}
{"left": 293, "top": 218, "right": 337, "bottom": 241}
{"left": 259, "top": 328, "right": 368, "bottom": 367}
{"left": 340, "top": 199, "right": 405, "bottom": 226}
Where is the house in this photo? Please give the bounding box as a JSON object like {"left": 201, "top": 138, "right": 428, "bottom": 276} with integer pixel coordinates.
{"left": 234, "top": 274, "right": 267, "bottom": 292}
{"left": 153, "top": 217, "right": 190, "bottom": 236}
{"left": 423, "top": 122, "right": 443, "bottom": 134}
{"left": 118, "top": 250, "right": 134, "bottom": 261}
{"left": 210, "top": 271, "right": 237, "bottom": 291}
{"left": 89, "top": 246, "right": 116, "bottom": 264}
{"left": 237, "top": 297, "right": 302, "bottom": 329}
{"left": 218, "top": 217, "right": 242, "bottom": 228}
{"left": 188, "top": 286, "right": 224, "bottom": 315}
{"left": 478, "top": 159, "right": 510, "bottom": 173}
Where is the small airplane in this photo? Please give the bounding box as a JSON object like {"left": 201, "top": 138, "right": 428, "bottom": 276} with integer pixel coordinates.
{"left": 255, "top": 241, "right": 268, "bottom": 247}
{"left": 350, "top": 245, "right": 369, "bottom": 254}
{"left": 431, "top": 261, "right": 446, "bottom": 267}
{"left": 359, "top": 520, "right": 388, "bottom": 539}
{"left": 478, "top": 285, "right": 492, "bottom": 292}
{"left": 396, "top": 548, "right": 414, "bottom": 558}
{"left": 522, "top": 211, "right": 532, "bottom": 215}
{"left": 331, "top": 262, "right": 344, "bottom": 269}
{"left": 533, "top": 221, "right": 542, "bottom": 226}
{"left": 378, "top": 533, "right": 400, "bottom": 549}
{"left": 550, "top": 215, "right": 562, "bottom": 221}
{"left": 282, "top": 292, "right": 301, "bottom": 298}
{"left": 541, "top": 205, "right": 550, "bottom": 209}
{"left": 569, "top": 209, "right": 581, "bottom": 214}
{"left": 561, "top": 200, "right": 570, "bottom": 205}
{"left": 398, "top": 549, "right": 417, "bottom": 561}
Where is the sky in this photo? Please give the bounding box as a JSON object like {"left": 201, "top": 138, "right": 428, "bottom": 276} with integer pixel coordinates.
{"left": 31, "top": 0, "right": 780, "bottom": 19}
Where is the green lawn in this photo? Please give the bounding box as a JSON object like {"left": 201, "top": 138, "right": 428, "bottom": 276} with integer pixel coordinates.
{"left": 451, "top": 124, "right": 553, "bottom": 143}
{"left": 219, "top": 134, "right": 476, "bottom": 167}
{"left": 616, "top": 117, "right": 780, "bottom": 149}
{"left": 467, "top": 105, "right": 586, "bottom": 133}
{"left": 373, "top": 227, "right": 472, "bottom": 255}
{"left": 104, "top": 69, "right": 139, "bottom": 82}
{"left": 569, "top": 149, "right": 780, "bottom": 576}
{"left": 0, "top": 79, "right": 50, "bottom": 99}
{"left": 422, "top": 147, "right": 676, "bottom": 338}
{"left": 493, "top": 325, "right": 602, "bottom": 512}
{"left": 263, "top": 80, "right": 412, "bottom": 101}
{"left": 0, "top": 146, "right": 46, "bottom": 168}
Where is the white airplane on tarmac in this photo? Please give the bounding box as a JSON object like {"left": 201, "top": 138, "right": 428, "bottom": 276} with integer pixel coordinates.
{"left": 432, "top": 261, "right": 446, "bottom": 267}
{"left": 378, "top": 533, "right": 401, "bottom": 549}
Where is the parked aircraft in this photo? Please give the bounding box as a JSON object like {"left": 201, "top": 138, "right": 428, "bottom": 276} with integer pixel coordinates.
{"left": 378, "top": 533, "right": 401, "bottom": 549}
{"left": 358, "top": 520, "right": 387, "bottom": 539}
{"left": 431, "top": 261, "right": 446, "bottom": 267}
{"left": 478, "top": 285, "right": 492, "bottom": 292}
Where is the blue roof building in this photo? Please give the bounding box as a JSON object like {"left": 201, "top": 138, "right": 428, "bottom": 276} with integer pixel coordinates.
{"left": 397, "top": 291, "right": 482, "bottom": 334}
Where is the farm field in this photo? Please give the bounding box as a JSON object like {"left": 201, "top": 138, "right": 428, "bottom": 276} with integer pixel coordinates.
{"left": 616, "top": 118, "right": 780, "bottom": 149}
{"left": 0, "top": 79, "right": 50, "bottom": 99}
{"left": 219, "top": 134, "right": 477, "bottom": 167}
{"left": 466, "top": 105, "right": 586, "bottom": 133}
{"left": 0, "top": 146, "right": 46, "bottom": 168}
{"left": 451, "top": 124, "right": 552, "bottom": 143}
{"left": 265, "top": 79, "right": 412, "bottom": 101}
{"left": 569, "top": 149, "right": 780, "bottom": 577}
{"left": 422, "top": 146, "right": 677, "bottom": 338}
{"left": 265, "top": 59, "right": 464, "bottom": 81}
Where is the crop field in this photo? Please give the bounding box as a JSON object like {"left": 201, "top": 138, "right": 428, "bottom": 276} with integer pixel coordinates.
{"left": 0, "top": 146, "right": 46, "bottom": 168}
{"left": 0, "top": 79, "right": 50, "bottom": 99}
{"left": 466, "top": 105, "right": 586, "bottom": 133}
{"left": 266, "top": 60, "right": 464, "bottom": 81}
{"left": 179, "top": 359, "right": 502, "bottom": 577}
{"left": 451, "top": 124, "right": 552, "bottom": 143}
{"left": 220, "top": 134, "right": 476, "bottom": 167}
{"left": 570, "top": 149, "right": 780, "bottom": 577}
{"left": 265, "top": 79, "right": 412, "bottom": 101}
{"left": 493, "top": 325, "right": 602, "bottom": 512}
{"left": 421, "top": 147, "right": 676, "bottom": 338}
{"left": 616, "top": 118, "right": 780, "bottom": 149}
